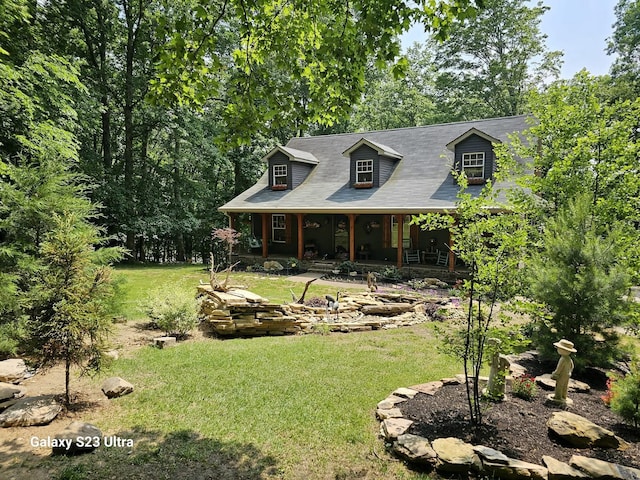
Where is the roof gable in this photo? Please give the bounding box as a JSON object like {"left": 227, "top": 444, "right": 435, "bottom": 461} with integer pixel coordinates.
{"left": 446, "top": 128, "right": 501, "bottom": 151}
{"left": 342, "top": 138, "right": 403, "bottom": 160}
{"left": 263, "top": 146, "right": 319, "bottom": 165}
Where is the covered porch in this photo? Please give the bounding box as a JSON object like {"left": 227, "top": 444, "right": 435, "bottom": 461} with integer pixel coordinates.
{"left": 228, "top": 212, "right": 458, "bottom": 272}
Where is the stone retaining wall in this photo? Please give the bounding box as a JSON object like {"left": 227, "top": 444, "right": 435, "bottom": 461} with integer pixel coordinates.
{"left": 198, "top": 285, "right": 454, "bottom": 337}
{"left": 377, "top": 379, "right": 640, "bottom": 480}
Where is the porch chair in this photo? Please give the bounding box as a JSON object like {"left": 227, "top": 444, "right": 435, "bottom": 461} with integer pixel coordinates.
{"left": 436, "top": 249, "right": 449, "bottom": 267}
{"left": 404, "top": 250, "right": 420, "bottom": 264}
{"left": 403, "top": 238, "right": 420, "bottom": 264}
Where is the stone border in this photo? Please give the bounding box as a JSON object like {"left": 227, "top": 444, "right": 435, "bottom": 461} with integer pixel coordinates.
{"left": 376, "top": 380, "right": 640, "bottom": 480}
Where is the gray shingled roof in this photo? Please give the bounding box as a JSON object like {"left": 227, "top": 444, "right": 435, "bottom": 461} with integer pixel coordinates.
{"left": 220, "top": 115, "right": 530, "bottom": 214}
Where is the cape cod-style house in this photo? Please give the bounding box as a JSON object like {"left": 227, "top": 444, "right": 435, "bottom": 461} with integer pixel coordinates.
{"left": 219, "top": 115, "right": 529, "bottom": 271}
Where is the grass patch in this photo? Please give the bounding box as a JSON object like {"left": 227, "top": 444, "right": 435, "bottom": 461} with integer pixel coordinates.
{"left": 79, "top": 327, "right": 450, "bottom": 479}
{"left": 112, "top": 264, "right": 363, "bottom": 320}
{"left": 36, "top": 264, "right": 453, "bottom": 479}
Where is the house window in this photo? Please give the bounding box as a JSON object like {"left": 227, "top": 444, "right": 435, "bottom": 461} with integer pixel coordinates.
{"left": 462, "top": 152, "right": 485, "bottom": 179}
{"left": 391, "top": 215, "right": 411, "bottom": 248}
{"left": 272, "top": 214, "right": 286, "bottom": 243}
{"left": 273, "top": 164, "right": 287, "bottom": 186}
{"left": 355, "top": 159, "right": 373, "bottom": 185}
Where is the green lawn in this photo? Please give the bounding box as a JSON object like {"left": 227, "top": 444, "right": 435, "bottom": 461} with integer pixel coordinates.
{"left": 46, "top": 264, "right": 456, "bottom": 479}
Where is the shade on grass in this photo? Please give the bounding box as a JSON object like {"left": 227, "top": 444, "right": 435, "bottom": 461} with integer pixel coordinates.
{"left": 97, "top": 326, "right": 454, "bottom": 478}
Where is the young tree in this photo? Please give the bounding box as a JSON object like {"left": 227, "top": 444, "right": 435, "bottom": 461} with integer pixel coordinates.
{"left": 415, "top": 169, "right": 529, "bottom": 424}
{"left": 25, "top": 214, "right": 123, "bottom": 406}
{"left": 528, "top": 194, "right": 631, "bottom": 371}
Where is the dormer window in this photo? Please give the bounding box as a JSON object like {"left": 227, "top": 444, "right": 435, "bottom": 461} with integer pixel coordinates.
{"left": 462, "top": 153, "right": 485, "bottom": 183}
{"left": 273, "top": 164, "right": 288, "bottom": 189}
{"left": 355, "top": 159, "right": 374, "bottom": 187}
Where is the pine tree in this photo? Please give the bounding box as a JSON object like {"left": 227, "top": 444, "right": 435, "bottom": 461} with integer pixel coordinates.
{"left": 529, "top": 194, "right": 631, "bottom": 370}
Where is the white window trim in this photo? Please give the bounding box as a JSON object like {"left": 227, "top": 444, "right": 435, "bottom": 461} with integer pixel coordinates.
{"left": 272, "top": 214, "right": 286, "bottom": 243}
{"left": 355, "top": 159, "right": 374, "bottom": 184}
{"left": 273, "top": 164, "right": 288, "bottom": 186}
{"left": 391, "top": 215, "right": 411, "bottom": 248}
{"left": 461, "top": 152, "right": 485, "bottom": 179}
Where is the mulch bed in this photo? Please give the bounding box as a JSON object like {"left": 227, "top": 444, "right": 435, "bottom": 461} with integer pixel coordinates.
{"left": 399, "top": 358, "right": 640, "bottom": 470}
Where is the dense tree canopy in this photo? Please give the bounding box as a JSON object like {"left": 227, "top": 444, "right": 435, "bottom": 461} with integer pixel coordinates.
{"left": 431, "top": 0, "right": 562, "bottom": 121}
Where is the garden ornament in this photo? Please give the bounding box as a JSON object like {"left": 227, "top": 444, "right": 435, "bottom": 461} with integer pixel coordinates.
{"left": 547, "top": 339, "right": 577, "bottom": 406}
{"left": 486, "top": 338, "right": 510, "bottom": 400}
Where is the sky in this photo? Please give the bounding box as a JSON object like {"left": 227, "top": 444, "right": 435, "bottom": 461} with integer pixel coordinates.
{"left": 401, "top": 0, "right": 619, "bottom": 79}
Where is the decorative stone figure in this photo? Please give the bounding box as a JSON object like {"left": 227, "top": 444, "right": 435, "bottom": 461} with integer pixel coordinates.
{"left": 547, "top": 339, "right": 577, "bottom": 406}
{"left": 486, "top": 338, "right": 510, "bottom": 399}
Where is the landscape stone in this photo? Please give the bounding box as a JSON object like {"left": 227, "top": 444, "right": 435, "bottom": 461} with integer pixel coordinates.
{"left": 441, "top": 376, "right": 464, "bottom": 385}
{"left": 570, "top": 455, "right": 640, "bottom": 480}
{"left": 0, "top": 382, "right": 23, "bottom": 402}
{"left": 376, "top": 394, "right": 407, "bottom": 409}
{"left": 53, "top": 421, "right": 103, "bottom": 455}
{"left": 543, "top": 455, "right": 589, "bottom": 480}
{"left": 431, "top": 437, "right": 477, "bottom": 473}
{"left": 101, "top": 377, "right": 134, "bottom": 399}
{"left": 0, "top": 359, "right": 30, "bottom": 383}
{"left": 393, "top": 434, "right": 437, "bottom": 465}
{"left": 473, "top": 445, "right": 511, "bottom": 465}
{"left": 484, "top": 457, "right": 548, "bottom": 480}
{"left": 547, "top": 411, "right": 627, "bottom": 449}
{"left": 392, "top": 387, "right": 419, "bottom": 399}
{"left": 0, "top": 395, "right": 61, "bottom": 427}
{"left": 376, "top": 407, "right": 403, "bottom": 420}
{"left": 536, "top": 374, "right": 591, "bottom": 393}
{"left": 410, "top": 380, "right": 443, "bottom": 395}
{"left": 154, "top": 336, "right": 177, "bottom": 348}
{"left": 381, "top": 418, "right": 413, "bottom": 440}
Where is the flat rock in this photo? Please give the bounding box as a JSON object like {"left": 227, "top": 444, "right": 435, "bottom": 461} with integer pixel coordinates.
{"left": 154, "top": 336, "right": 177, "bottom": 348}
{"left": 53, "top": 421, "right": 103, "bottom": 455}
{"left": 432, "top": 437, "right": 477, "bottom": 473}
{"left": 547, "top": 411, "right": 627, "bottom": 449}
{"left": 393, "top": 434, "right": 437, "bottom": 465}
{"left": 474, "top": 445, "right": 511, "bottom": 465}
{"left": 485, "top": 458, "right": 548, "bottom": 480}
{"left": 543, "top": 455, "right": 589, "bottom": 480}
{"left": 0, "top": 382, "right": 24, "bottom": 402}
{"left": 410, "top": 381, "right": 443, "bottom": 395}
{"left": 381, "top": 417, "right": 413, "bottom": 440}
{"left": 0, "top": 359, "right": 30, "bottom": 383}
{"left": 101, "top": 377, "right": 134, "bottom": 399}
{"left": 536, "top": 374, "right": 590, "bottom": 393}
{"left": 377, "top": 394, "right": 407, "bottom": 409}
{"left": 0, "top": 395, "right": 61, "bottom": 427}
{"left": 392, "top": 387, "right": 418, "bottom": 399}
{"left": 570, "top": 455, "right": 640, "bottom": 480}
{"left": 376, "top": 407, "right": 403, "bottom": 420}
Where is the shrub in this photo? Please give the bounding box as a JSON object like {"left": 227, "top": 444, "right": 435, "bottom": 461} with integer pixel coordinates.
{"left": 144, "top": 287, "right": 200, "bottom": 338}
{"left": 338, "top": 261, "right": 359, "bottom": 273}
{"left": 511, "top": 374, "right": 537, "bottom": 401}
{"left": 380, "top": 265, "right": 402, "bottom": 280}
{"left": 610, "top": 361, "right": 640, "bottom": 429}
{"left": 601, "top": 376, "right": 616, "bottom": 406}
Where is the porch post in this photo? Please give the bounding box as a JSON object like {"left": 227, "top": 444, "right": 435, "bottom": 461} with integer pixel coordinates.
{"left": 261, "top": 213, "right": 269, "bottom": 258}
{"left": 348, "top": 214, "right": 356, "bottom": 262}
{"left": 396, "top": 214, "right": 404, "bottom": 268}
{"left": 297, "top": 213, "right": 304, "bottom": 260}
{"left": 448, "top": 227, "right": 455, "bottom": 272}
